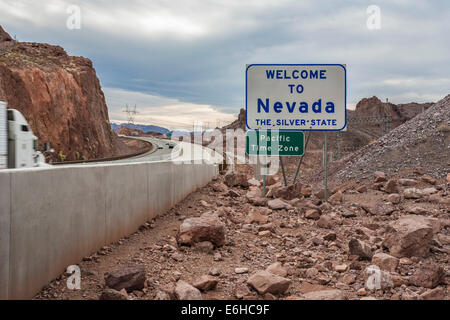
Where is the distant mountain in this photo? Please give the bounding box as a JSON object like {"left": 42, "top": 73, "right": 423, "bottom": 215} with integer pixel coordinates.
{"left": 110, "top": 122, "right": 170, "bottom": 135}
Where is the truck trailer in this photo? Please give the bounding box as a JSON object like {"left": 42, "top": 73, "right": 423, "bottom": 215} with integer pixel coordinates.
{"left": 0, "top": 100, "right": 47, "bottom": 169}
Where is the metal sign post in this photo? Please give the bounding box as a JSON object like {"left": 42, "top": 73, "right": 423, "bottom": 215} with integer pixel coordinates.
{"left": 323, "top": 132, "right": 328, "bottom": 202}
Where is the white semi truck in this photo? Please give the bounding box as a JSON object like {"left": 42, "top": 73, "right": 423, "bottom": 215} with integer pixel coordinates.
{"left": 0, "top": 101, "right": 47, "bottom": 169}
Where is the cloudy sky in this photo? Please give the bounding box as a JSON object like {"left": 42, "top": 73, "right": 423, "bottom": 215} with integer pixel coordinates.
{"left": 1, "top": 0, "right": 449, "bottom": 130}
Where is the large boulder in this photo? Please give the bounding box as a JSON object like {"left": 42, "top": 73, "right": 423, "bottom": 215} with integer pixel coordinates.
{"left": 409, "top": 262, "right": 445, "bottom": 288}
{"left": 224, "top": 173, "right": 249, "bottom": 188}
{"left": 247, "top": 270, "right": 291, "bottom": 295}
{"left": 175, "top": 280, "right": 203, "bottom": 300}
{"left": 382, "top": 216, "right": 433, "bottom": 258}
{"left": 177, "top": 213, "right": 226, "bottom": 247}
{"left": 104, "top": 265, "right": 146, "bottom": 292}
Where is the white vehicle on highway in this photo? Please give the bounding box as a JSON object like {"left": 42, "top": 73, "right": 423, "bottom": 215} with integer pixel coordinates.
{"left": 0, "top": 101, "right": 47, "bottom": 169}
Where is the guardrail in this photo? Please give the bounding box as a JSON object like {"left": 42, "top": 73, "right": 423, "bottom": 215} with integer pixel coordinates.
{"left": 0, "top": 154, "right": 218, "bottom": 299}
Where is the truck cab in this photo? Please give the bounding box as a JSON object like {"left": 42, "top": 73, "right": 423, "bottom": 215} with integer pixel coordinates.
{"left": 6, "top": 108, "right": 46, "bottom": 168}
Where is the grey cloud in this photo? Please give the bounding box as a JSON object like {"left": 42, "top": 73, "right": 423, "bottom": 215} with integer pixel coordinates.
{"left": 0, "top": 0, "right": 449, "bottom": 126}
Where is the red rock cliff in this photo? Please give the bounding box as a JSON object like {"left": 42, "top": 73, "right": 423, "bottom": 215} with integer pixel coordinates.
{"left": 0, "top": 26, "right": 132, "bottom": 162}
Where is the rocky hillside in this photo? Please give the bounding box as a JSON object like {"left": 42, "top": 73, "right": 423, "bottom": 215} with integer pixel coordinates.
{"left": 326, "top": 94, "right": 450, "bottom": 182}
{"left": 355, "top": 96, "right": 433, "bottom": 129}
{"left": 0, "top": 26, "right": 133, "bottom": 162}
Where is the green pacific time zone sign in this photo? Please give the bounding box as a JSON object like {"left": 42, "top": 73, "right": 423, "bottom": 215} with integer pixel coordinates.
{"left": 246, "top": 130, "right": 305, "bottom": 156}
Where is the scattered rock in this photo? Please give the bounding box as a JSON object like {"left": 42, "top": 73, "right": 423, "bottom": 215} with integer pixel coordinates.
{"left": 421, "top": 175, "right": 437, "bottom": 185}
{"left": 247, "top": 270, "right": 291, "bottom": 295}
{"left": 328, "top": 191, "right": 343, "bottom": 203}
{"left": 104, "top": 265, "right": 146, "bottom": 293}
{"left": 382, "top": 216, "right": 433, "bottom": 258}
{"left": 362, "top": 203, "right": 395, "bottom": 216}
{"left": 409, "top": 262, "right": 444, "bottom": 288}
{"left": 224, "top": 173, "right": 249, "bottom": 188}
{"left": 387, "top": 193, "right": 401, "bottom": 204}
{"left": 267, "top": 198, "right": 291, "bottom": 210}
{"left": 384, "top": 179, "right": 400, "bottom": 194}
{"left": 334, "top": 264, "right": 348, "bottom": 272}
{"left": 177, "top": 213, "right": 226, "bottom": 247}
{"left": 398, "top": 178, "right": 417, "bottom": 186}
{"left": 348, "top": 238, "right": 373, "bottom": 260}
{"left": 420, "top": 287, "right": 445, "bottom": 300}
{"left": 317, "top": 215, "right": 333, "bottom": 229}
{"left": 356, "top": 288, "right": 366, "bottom": 296}
{"left": 154, "top": 290, "right": 172, "bottom": 300}
{"left": 234, "top": 283, "right": 251, "bottom": 299}
{"left": 266, "top": 262, "right": 288, "bottom": 277}
{"left": 273, "top": 184, "right": 302, "bottom": 200}
{"left": 371, "top": 252, "right": 399, "bottom": 272}
{"left": 99, "top": 288, "right": 128, "bottom": 300}
{"left": 195, "top": 241, "right": 214, "bottom": 254}
{"left": 301, "top": 289, "right": 345, "bottom": 300}
{"left": 301, "top": 186, "right": 312, "bottom": 197}
{"left": 193, "top": 275, "right": 219, "bottom": 292}
{"left": 406, "top": 206, "right": 427, "bottom": 215}
{"left": 324, "top": 232, "right": 337, "bottom": 241}
{"left": 340, "top": 209, "right": 356, "bottom": 218}
{"left": 245, "top": 209, "right": 269, "bottom": 224}
{"left": 374, "top": 171, "right": 386, "bottom": 183}
{"left": 175, "top": 280, "right": 203, "bottom": 300}
{"left": 305, "top": 209, "right": 321, "bottom": 220}
{"left": 235, "top": 267, "right": 249, "bottom": 274}
{"left": 403, "top": 188, "right": 422, "bottom": 199}
{"left": 248, "top": 178, "right": 261, "bottom": 187}
{"left": 356, "top": 185, "right": 367, "bottom": 193}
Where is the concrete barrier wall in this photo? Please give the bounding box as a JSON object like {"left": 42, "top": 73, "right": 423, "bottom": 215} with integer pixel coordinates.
{"left": 0, "top": 160, "right": 218, "bottom": 299}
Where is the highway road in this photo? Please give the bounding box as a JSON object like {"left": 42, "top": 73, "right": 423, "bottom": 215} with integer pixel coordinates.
{"left": 70, "top": 135, "right": 224, "bottom": 166}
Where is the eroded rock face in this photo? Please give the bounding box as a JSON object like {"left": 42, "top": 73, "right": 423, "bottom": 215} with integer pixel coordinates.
{"left": 382, "top": 216, "right": 433, "bottom": 258}
{"left": 0, "top": 27, "right": 132, "bottom": 162}
{"left": 247, "top": 270, "right": 291, "bottom": 295}
{"left": 104, "top": 265, "right": 146, "bottom": 293}
{"left": 177, "top": 213, "right": 226, "bottom": 247}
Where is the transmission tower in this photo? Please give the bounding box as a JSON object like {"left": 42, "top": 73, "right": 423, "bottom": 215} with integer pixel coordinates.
{"left": 123, "top": 104, "right": 138, "bottom": 124}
